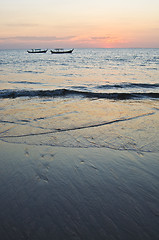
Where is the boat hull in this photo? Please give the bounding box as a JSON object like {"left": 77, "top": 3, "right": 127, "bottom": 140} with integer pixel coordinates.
{"left": 27, "top": 49, "right": 48, "bottom": 53}
{"left": 50, "top": 49, "right": 74, "bottom": 54}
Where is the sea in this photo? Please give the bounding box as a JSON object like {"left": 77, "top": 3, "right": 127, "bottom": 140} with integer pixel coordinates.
{"left": 0, "top": 48, "right": 159, "bottom": 240}
{"left": 0, "top": 48, "right": 159, "bottom": 152}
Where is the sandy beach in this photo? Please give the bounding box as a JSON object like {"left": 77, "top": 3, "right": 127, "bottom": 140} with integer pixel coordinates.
{"left": 0, "top": 48, "right": 159, "bottom": 239}
{"left": 0, "top": 140, "right": 159, "bottom": 240}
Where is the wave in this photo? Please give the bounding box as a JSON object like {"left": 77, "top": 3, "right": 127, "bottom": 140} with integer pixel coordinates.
{"left": 0, "top": 88, "right": 159, "bottom": 100}
{"left": 8, "top": 80, "right": 42, "bottom": 85}
{"left": 96, "top": 83, "right": 159, "bottom": 89}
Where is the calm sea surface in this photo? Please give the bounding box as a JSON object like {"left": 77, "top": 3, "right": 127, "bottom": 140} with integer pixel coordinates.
{"left": 0, "top": 48, "right": 159, "bottom": 93}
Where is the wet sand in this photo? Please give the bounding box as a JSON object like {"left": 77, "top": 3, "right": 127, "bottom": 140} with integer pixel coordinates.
{"left": 0, "top": 141, "right": 159, "bottom": 240}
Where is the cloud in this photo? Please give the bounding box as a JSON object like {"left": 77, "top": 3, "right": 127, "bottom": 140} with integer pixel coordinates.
{"left": 5, "top": 23, "right": 39, "bottom": 27}
{"left": 0, "top": 36, "right": 76, "bottom": 41}
{"left": 91, "top": 36, "right": 111, "bottom": 40}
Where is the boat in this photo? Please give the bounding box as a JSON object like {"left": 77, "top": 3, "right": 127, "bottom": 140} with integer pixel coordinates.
{"left": 50, "top": 48, "right": 74, "bottom": 54}
{"left": 27, "top": 49, "right": 48, "bottom": 53}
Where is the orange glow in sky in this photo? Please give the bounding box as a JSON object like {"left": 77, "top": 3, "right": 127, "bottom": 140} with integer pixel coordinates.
{"left": 0, "top": 0, "right": 159, "bottom": 49}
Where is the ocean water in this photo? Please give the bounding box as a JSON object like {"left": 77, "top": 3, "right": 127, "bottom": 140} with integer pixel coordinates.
{"left": 0, "top": 48, "right": 159, "bottom": 239}
{"left": 0, "top": 48, "right": 159, "bottom": 152}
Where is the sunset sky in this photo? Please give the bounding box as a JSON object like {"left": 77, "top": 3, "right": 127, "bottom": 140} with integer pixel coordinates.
{"left": 1, "top": 0, "right": 159, "bottom": 49}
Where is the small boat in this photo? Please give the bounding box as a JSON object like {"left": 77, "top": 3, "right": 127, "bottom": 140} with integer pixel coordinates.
{"left": 27, "top": 49, "right": 48, "bottom": 53}
{"left": 50, "top": 48, "right": 74, "bottom": 54}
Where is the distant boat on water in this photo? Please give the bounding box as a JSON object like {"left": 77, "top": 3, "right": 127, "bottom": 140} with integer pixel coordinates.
{"left": 27, "top": 49, "right": 48, "bottom": 53}
{"left": 50, "top": 48, "right": 74, "bottom": 54}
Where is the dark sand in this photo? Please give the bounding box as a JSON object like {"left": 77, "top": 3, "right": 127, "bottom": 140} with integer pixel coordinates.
{"left": 0, "top": 141, "right": 159, "bottom": 240}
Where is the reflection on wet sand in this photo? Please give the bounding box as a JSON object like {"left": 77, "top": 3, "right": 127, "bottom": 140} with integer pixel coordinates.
{"left": 0, "top": 98, "right": 159, "bottom": 152}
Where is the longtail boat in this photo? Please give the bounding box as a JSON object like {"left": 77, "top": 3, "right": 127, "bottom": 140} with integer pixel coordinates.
{"left": 50, "top": 48, "right": 74, "bottom": 54}
{"left": 27, "top": 49, "right": 48, "bottom": 53}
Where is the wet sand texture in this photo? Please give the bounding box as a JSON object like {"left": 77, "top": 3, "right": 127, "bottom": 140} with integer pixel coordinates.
{"left": 0, "top": 142, "right": 159, "bottom": 240}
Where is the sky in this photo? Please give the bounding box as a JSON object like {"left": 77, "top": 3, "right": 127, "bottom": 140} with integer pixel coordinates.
{"left": 0, "top": 0, "right": 159, "bottom": 49}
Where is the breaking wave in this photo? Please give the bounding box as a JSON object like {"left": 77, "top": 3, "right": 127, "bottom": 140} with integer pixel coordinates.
{"left": 96, "top": 83, "right": 159, "bottom": 89}
{"left": 0, "top": 88, "right": 159, "bottom": 100}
